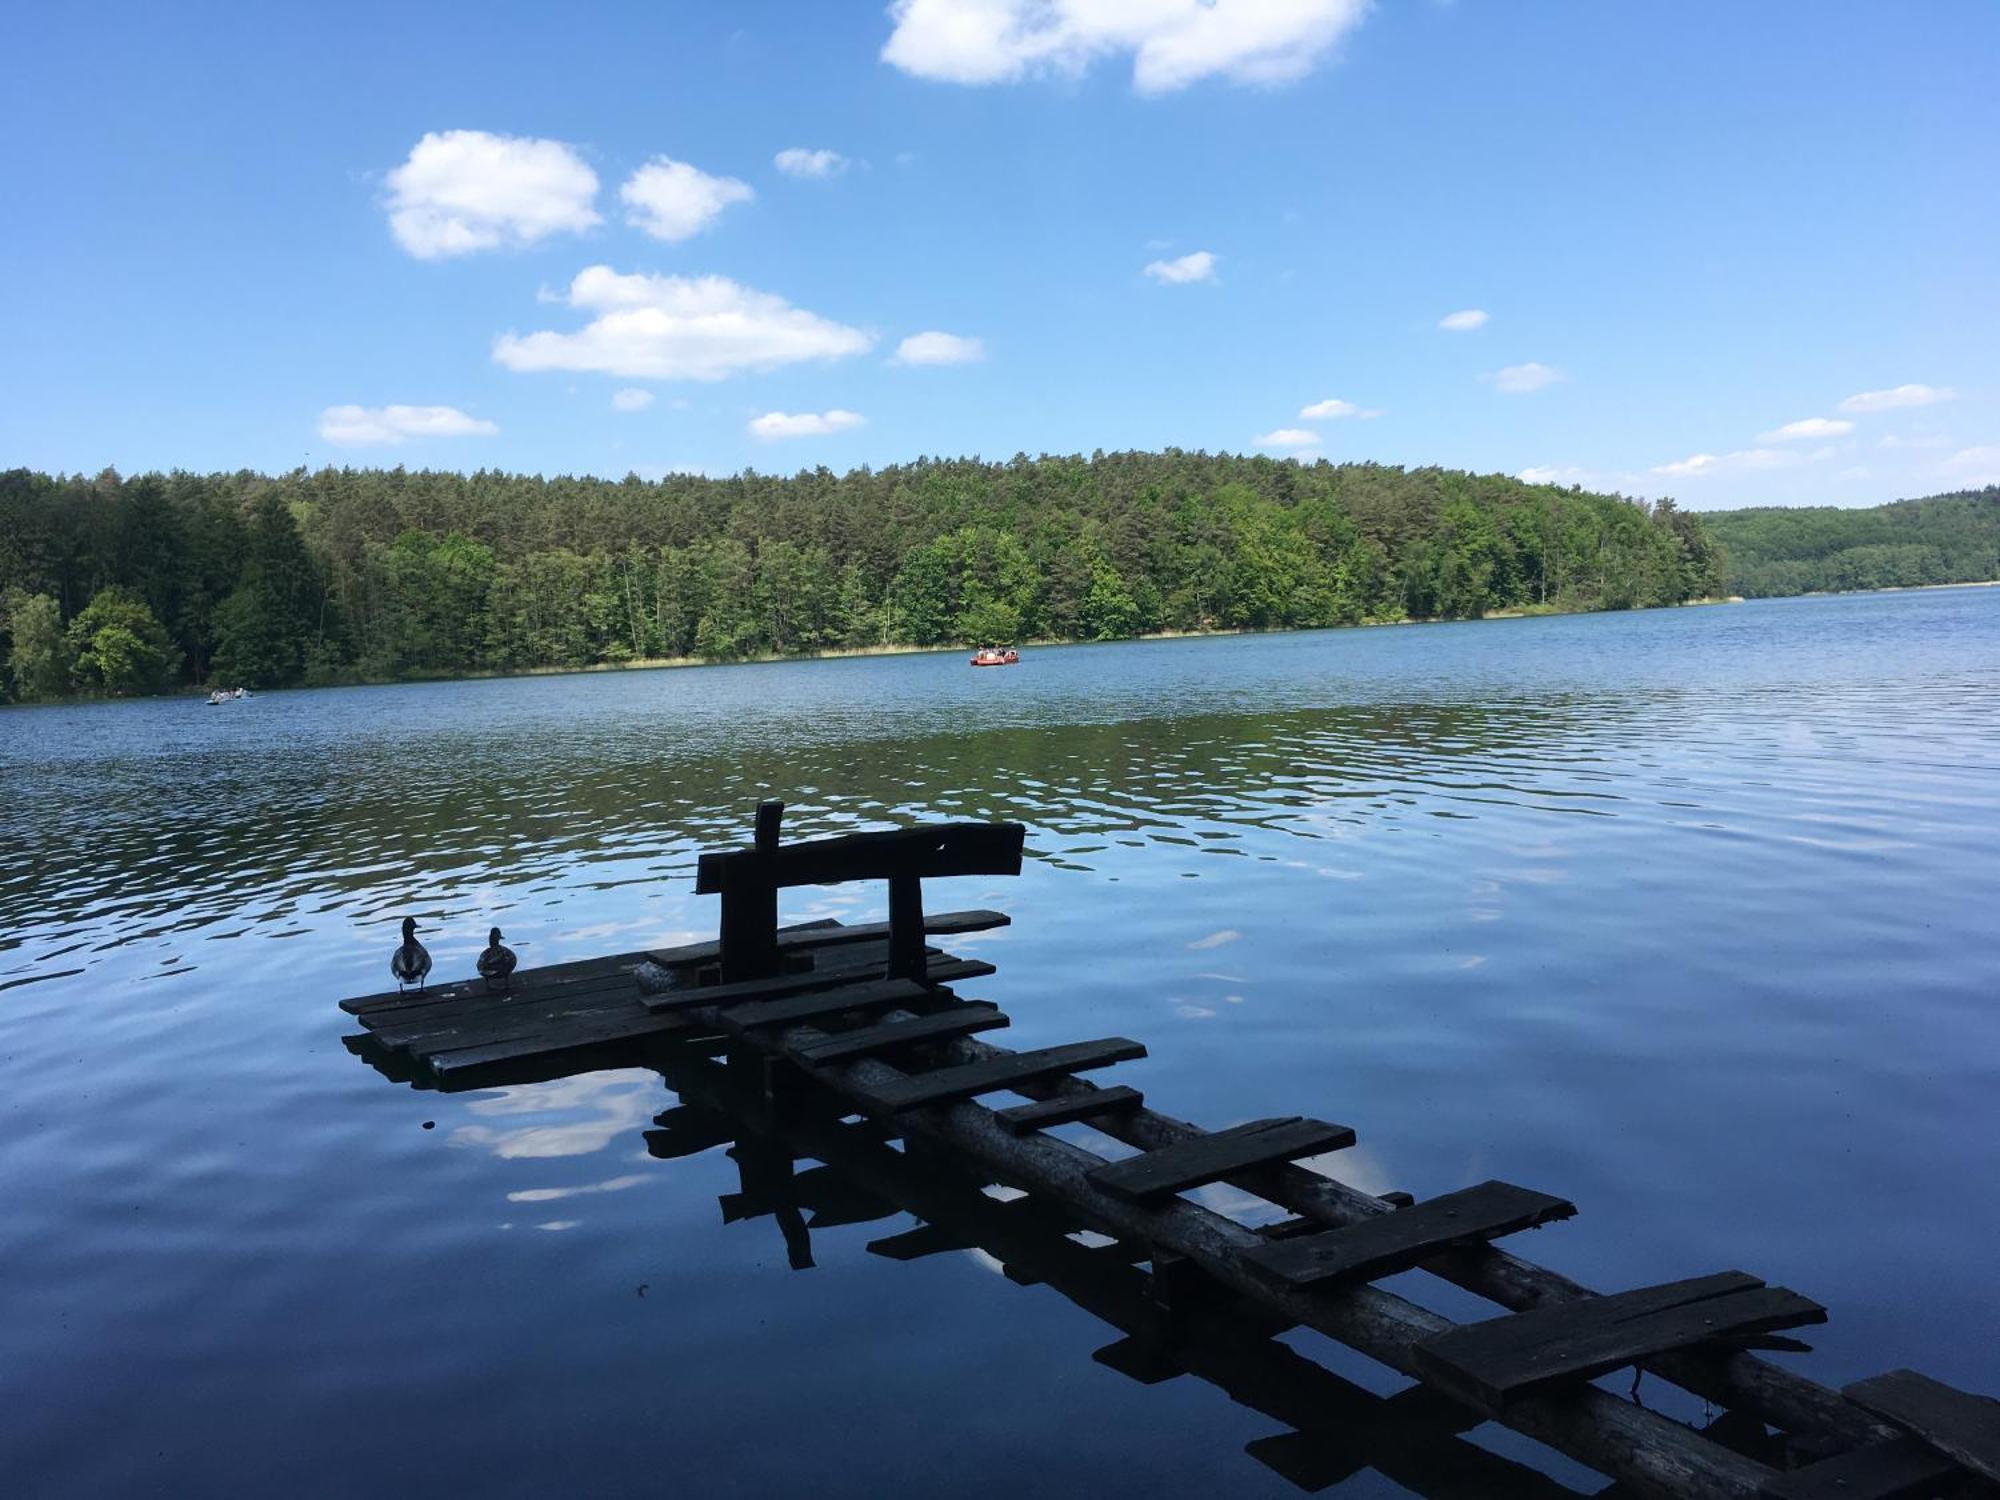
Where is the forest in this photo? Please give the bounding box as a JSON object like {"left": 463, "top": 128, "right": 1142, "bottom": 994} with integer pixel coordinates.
{"left": 0, "top": 454, "right": 1726, "bottom": 701}
{"left": 1702, "top": 487, "right": 2000, "bottom": 598}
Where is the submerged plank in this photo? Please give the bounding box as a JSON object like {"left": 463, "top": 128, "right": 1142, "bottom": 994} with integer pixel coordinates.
{"left": 993, "top": 1085, "right": 1145, "bottom": 1135}
{"left": 1844, "top": 1369, "right": 2000, "bottom": 1482}
{"left": 645, "top": 910, "right": 1009, "bottom": 968}
{"left": 1759, "top": 1435, "right": 1965, "bottom": 1500}
{"left": 1241, "top": 1181, "right": 1576, "bottom": 1290}
{"left": 1412, "top": 1271, "right": 1828, "bottom": 1412}
{"left": 1086, "top": 1117, "right": 1356, "bottom": 1204}
{"left": 849, "top": 1038, "right": 1147, "bottom": 1114}
{"left": 788, "top": 1004, "right": 1009, "bottom": 1065}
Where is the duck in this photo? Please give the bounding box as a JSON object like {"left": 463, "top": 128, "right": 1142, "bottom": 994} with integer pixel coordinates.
{"left": 477, "top": 926, "right": 518, "bottom": 993}
{"left": 390, "top": 916, "right": 432, "bottom": 992}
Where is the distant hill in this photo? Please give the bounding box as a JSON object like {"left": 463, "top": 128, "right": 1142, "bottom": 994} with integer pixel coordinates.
{"left": 1703, "top": 487, "right": 2000, "bottom": 597}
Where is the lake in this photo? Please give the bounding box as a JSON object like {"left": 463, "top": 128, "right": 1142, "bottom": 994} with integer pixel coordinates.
{"left": 3, "top": 589, "right": 1998, "bottom": 1496}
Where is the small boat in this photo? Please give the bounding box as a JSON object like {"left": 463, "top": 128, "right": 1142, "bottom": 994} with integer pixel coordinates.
{"left": 970, "top": 646, "right": 1020, "bottom": 667}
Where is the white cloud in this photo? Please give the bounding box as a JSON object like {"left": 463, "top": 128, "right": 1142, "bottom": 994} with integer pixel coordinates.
{"left": 1487, "top": 362, "right": 1565, "bottom": 394}
{"left": 493, "top": 266, "right": 874, "bottom": 381}
{"left": 383, "top": 130, "right": 600, "bottom": 259}
{"left": 1651, "top": 447, "right": 1811, "bottom": 479}
{"left": 318, "top": 404, "right": 498, "bottom": 446}
{"left": 1758, "top": 416, "right": 1855, "bottom": 443}
{"left": 1439, "top": 308, "right": 1488, "bottom": 332}
{"left": 1838, "top": 383, "right": 1957, "bottom": 413}
{"left": 893, "top": 330, "right": 986, "bottom": 365}
{"left": 881, "top": 0, "right": 1372, "bottom": 94}
{"left": 1878, "top": 431, "right": 1951, "bottom": 451}
{"left": 611, "top": 388, "right": 655, "bottom": 412}
{"left": 749, "top": 409, "right": 866, "bottom": 440}
{"left": 1144, "top": 249, "right": 1217, "bottom": 284}
{"left": 1652, "top": 452, "right": 1719, "bottom": 478}
{"left": 1299, "top": 397, "right": 1378, "bottom": 420}
{"left": 1254, "top": 427, "right": 1320, "bottom": 449}
{"left": 775, "top": 147, "right": 850, "bottom": 179}
{"left": 619, "top": 157, "right": 753, "bottom": 242}
{"left": 1941, "top": 445, "right": 2000, "bottom": 486}
{"left": 1516, "top": 464, "right": 1592, "bottom": 486}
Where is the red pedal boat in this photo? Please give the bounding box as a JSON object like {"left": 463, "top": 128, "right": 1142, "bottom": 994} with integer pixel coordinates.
{"left": 970, "top": 646, "right": 1019, "bottom": 667}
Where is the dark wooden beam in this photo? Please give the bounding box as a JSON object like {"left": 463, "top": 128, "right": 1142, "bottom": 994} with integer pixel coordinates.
{"left": 994, "top": 1085, "right": 1145, "bottom": 1135}
{"left": 696, "top": 820, "right": 1025, "bottom": 893}
{"left": 1086, "top": 1117, "right": 1356, "bottom": 1203}
{"left": 1843, "top": 1369, "right": 2000, "bottom": 1483}
{"left": 787, "top": 1004, "right": 1009, "bottom": 1065}
{"left": 1242, "top": 1181, "right": 1576, "bottom": 1291}
{"left": 849, "top": 1038, "right": 1147, "bottom": 1113}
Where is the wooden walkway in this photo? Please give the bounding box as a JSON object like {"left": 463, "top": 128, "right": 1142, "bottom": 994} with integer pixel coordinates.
{"left": 341, "top": 805, "right": 2000, "bottom": 1500}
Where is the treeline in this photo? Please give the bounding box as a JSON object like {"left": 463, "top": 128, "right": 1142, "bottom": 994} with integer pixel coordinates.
{"left": 1702, "top": 487, "right": 2000, "bottom": 598}
{"left": 0, "top": 454, "right": 1725, "bottom": 700}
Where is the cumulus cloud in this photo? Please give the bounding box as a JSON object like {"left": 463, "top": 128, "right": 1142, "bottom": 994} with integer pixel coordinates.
{"left": 775, "top": 147, "right": 850, "bottom": 179}
{"left": 384, "top": 130, "right": 600, "bottom": 259}
{"left": 611, "top": 388, "right": 655, "bottom": 412}
{"left": 1651, "top": 447, "right": 1812, "bottom": 479}
{"left": 1758, "top": 416, "right": 1854, "bottom": 443}
{"left": 493, "top": 266, "right": 874, "bottom": 381}
{"left": 1838, "top": 383, "right": 1956, "bottom": 413}
{"left": 1254, "top": 427, "right": 1320, "bottom": 449}
{"left": 748, "top": 409, "right": 866, "bottom": 440}
{"left": 318, "top": 404, "right": 498, "bottom": 446}
{"left": 1144, "top": 249, "right": 1217, "bottom": 284}
{"left": 1299, "top": 397, "right": 1378, "bottom": 420}
{"left": 894, "top": 330, "right": 986, "bottom": 365}
{"left": 620, "top": 157, "right": 753, "bottom": 242}
{"left": 881, "top": 0, "right": 1372, "bottom": 94}
{"left": 1439, "top": 308, "right": 1488, "bottom": 332}
{"left": 1941, "top": 445, "right": 2000, "bottom": 486}
{"left": 1487, "top": 362, "right": 1564, "bottom": 394}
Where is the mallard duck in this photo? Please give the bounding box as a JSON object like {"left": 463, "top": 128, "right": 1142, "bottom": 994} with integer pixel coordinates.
{"left": 390, "top": 916, "right": 432, "bottom": 992}
{"left": 477, "top": 926, "right": 517, "bottom": 993}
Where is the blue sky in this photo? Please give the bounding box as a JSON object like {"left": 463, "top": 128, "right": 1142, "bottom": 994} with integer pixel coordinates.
{"left": 2, "top": 0, "right": 1995, "bottom": 509}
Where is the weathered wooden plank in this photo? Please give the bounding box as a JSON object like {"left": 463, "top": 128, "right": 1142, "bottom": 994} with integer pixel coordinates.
{"left": 1242, "top": 1181, "right": 1576, "bottom": 1290}
{"left": 644, "top": 910, "right": 1008, "bottom": 968}
{"left": 1759, "top": 1435, "right": 1965, "bottom": 1500}
{"left": 1086, "top": 1117, "right": 1356, "bottom": 1204}
{"left": 643, "top": 937, "right": 928, "bottom": 1012}
{"left": 994, "top": 1085, "right": 1145, "bottom": 1135}
{"left": 849, "top": 1038, "right": 1147, "bottom": 1114}
{"left": 696, "top": 821, "right": 1025, "bottom": 892}
{"left": 341, "top": 950, "right": 639, "bottom": 1016}
{"left": 788, "top": 1004, "right": 1009, "bottom": 1065}
{"left": 1844, "top": 1369, "right": 2000, "bottom": 1483}
{"left": 1412, "top": 1272, "right": 1828, "bottom": 1413}
{"left": 715, "top": 965, "right": 992, "bottom": 1034}
{"left": 426, "top": 1007, "right": 705, "bottom": 1077}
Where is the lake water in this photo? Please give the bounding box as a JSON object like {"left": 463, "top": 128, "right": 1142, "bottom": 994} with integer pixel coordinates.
{"left": 3, "top": 590, "right": 1998, "bottom": 1496}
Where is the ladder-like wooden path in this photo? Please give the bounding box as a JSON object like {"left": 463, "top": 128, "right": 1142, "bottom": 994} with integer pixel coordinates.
{"left": 340, "top": 805, "right": 1999, "bottom": 1500}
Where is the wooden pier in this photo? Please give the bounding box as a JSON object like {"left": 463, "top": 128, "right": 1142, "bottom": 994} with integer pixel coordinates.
{"left": 341, "top": 805, "right": 2000, "bottom": 1500}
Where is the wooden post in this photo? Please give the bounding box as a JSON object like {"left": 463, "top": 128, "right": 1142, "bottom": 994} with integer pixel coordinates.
{"left": 720, "top": 800, "right": 784, "bottom": 983}
{"left": 886, "top": 871, "right": 926, "bottom": 982}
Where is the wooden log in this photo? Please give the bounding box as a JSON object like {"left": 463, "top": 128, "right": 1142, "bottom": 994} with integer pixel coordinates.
{"left": 1412, "top": 1272, "right": 1828, "bottom": 1414}
{"left": 696, "top": 820, "right": 1025, "bottom": 893}
{"left": 849, "top": 1038, "right": 1147, "bottom": 1114}
{"left": 1086, "top": 1117, "right": 1356, "bottom": 1203}
{"left": 1242, "top": 1181, "right": 1576, "bottom": 1290}
{"left": 1843, "top": 1369, "right": 2000, "bottom": 1483}
{"left": 644, "top": 910, "right": 1009, "bottom": 969}
{"left": 1758, "top": 1435, "right": 1965, "bottom": 1500}
{"left": 787, "top": 1004, "right": 1009, "bottom": 1065}
{"left": 994, "top": 1085, "right": 1145, "bottom": 1135}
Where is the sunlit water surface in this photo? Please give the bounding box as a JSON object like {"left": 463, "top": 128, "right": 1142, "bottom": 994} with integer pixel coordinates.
{"left": 3, "top": 590, "right": 1997, "bottom": 1496}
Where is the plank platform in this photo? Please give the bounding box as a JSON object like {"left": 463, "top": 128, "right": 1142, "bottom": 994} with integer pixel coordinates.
{"left": 993, "top": 1085, "right": 1144, "bottom": 1135}
{"left": 716, "top": 969, "right": 990, "bottom": 1034}
{"left": 788, "top": 1004, "right": 1009, "bottom": 1065}
{"left": 1086, "top": 1117, "right": 1356, "bottom": 1203}
{"left": 1844, "top": 1369, "right": 2000, "bottom": 1483}
{"left": 1759, "top": 1435, "right": 1965, "bottom": 1500}
{"left": 847, "top": 1038, "right": 1147, "bottom": 1113}
{"left": 1412, "top": 1271, "right": 1828, "bottom": 1412}
{"left": 1241, "top": 1181, "right": 1576, "bottom": 1290}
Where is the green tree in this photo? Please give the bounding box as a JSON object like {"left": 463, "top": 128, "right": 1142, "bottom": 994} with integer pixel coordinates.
{"left": 5, "top": 590, "right": 72, "bottom": 700}
{"left": 66, "top": 587, "right": 181, "bottom": 696}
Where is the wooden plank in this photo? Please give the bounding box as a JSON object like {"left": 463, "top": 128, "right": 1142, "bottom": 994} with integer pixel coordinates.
{"left": 644, "top": 938, "right": 934, "bottom": 1012}
{"left": 715, "top": 965, "right": 993, "bottom": 1034}
{"left": 644, "top": 910, "right": 1008, "bottom": 968}
{"left": 849, "top": 1038, "right": 1147, "bottom": 1114}
{"left": 994, "top": 1086, "right": 1145, "bottom": 1135}
{"left": 1412, "top": 1272, "right": 1828, "bottom": 1413}
{"left": 341, "top": 950, "right": 638, "bottom": 1015}
{"left": 426, "top": 1007, "right": 705, "bottom": 1077}
{"left": 1760, "top": 1435, "right": 1965, "bottom": 1500}
{"left": 1241, "top": 1181, "right": 1576, "bottom": 1290}
{"left": 696, "top": 821, "right": 1025, "bottom": 892}
{"left": 1086, "top": 1117, "right": 1356, "bottom": 1204}
{"left": 788, "top": 1004, "right": 1009, "bottom": 1065}
{"left": 1844, "top": 1369, "right": 2000, "bottom": 1483}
